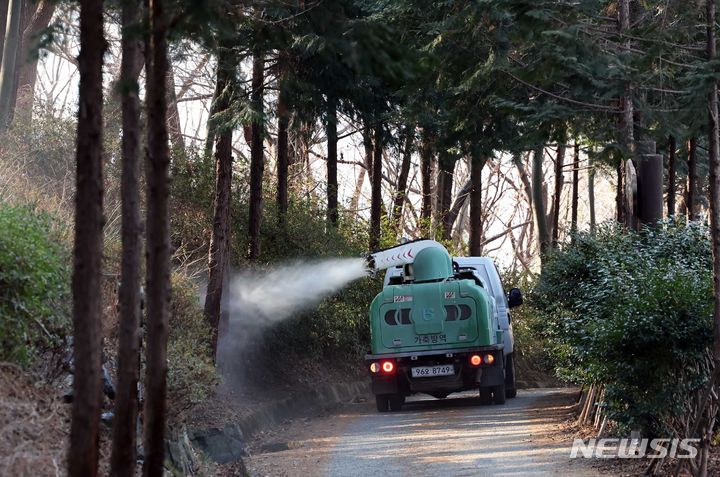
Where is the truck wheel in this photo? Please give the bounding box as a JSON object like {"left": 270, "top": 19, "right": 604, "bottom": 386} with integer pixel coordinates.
{"left": 375, "top": 395, "right": 389, "bottom": 412}
{"left": 389, "top": 394, "right": 404, "bottom": 412}
{"left": 479, "top": 387, "right": 492, "bottom": 405}
{"left": 493, "top": 382, "right": 506, "bottom": 405}
{"left": 505, "top": 353, "right": 517, "bottom": 399}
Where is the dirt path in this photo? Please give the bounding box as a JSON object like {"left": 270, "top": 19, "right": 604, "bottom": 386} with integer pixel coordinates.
{"left": 245, "top": 388, "right": 610, "bottom": 477}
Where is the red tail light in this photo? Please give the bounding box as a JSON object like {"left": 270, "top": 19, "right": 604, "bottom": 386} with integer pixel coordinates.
{"left": 469, "top": 354, "right": 482, "bottom": 366}
{"left": 381, "top": 360, "right": 395, "bottom": 374}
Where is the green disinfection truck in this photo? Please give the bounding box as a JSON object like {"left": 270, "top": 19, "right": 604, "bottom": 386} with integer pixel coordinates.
{"left": 364, "top": 239, "right": 523, "bottom": 412}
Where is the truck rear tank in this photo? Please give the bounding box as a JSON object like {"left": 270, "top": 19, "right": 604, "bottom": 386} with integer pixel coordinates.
{"left": 364, "top": 240, "right": 508, "bottom": 411}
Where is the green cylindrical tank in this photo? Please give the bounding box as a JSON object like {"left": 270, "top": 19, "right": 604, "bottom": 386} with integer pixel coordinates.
{"left": 411, "top": 247, "right": 453, "bottom": 282}
{"left": 369, "top": 247, "right": 498, "bottom": 355}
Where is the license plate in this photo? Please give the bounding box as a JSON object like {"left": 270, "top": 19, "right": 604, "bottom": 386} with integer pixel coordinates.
{"left": 411, "top": 365, "right": 454, "bottom": 378}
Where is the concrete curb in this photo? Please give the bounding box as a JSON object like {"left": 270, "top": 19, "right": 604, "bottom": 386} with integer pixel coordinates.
{"left": 168, "top": 380, "right": 370, "bottom": 474}
{"left": 234, "top": 381, "right": 369, "bottom": 440}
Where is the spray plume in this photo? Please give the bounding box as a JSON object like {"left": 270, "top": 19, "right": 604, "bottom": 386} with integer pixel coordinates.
{"left": 216, "top": 257, "right": 369, "bottom": 385}
{"left": 227, "top": 257, "right": 369, "bottom": 322}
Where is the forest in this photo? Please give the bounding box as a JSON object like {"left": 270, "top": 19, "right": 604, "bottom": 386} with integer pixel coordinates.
{"left": 1, "top": 0, "right": 720, "bottom": 476}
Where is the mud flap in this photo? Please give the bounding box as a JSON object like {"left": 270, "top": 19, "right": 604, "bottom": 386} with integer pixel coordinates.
{"left": 371, "top": 375, "right": 398, "bottom": 395}
{"left": 476, "top": 366, "right": 504, "bottom": 387}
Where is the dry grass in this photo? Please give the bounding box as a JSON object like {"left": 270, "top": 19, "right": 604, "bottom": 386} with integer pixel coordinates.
{"left": 0, "top": 363, "right": 69, "bottom": 477}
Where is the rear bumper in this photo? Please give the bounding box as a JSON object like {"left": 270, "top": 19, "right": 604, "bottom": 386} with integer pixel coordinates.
{"left": 366, "top": 345, "right": 504, "bottom": 396}
{"left": 365, "top": 344, "right": 503, "bottom": 361}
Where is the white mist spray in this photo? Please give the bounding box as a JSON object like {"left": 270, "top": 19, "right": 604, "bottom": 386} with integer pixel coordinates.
{"left": 216, "top": 257, "right": 370, "bottom": 387}
{"left": 228, "top": 257, "right": 369, "bottom": 322}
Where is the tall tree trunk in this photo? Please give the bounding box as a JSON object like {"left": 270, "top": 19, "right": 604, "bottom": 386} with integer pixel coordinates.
{"left": 204, "top": 85, "right": 220, "bottom": 159}
{"left": 618, "top": 0, "right": 633, "bottom": 146}
{"left": 0, "top": 0, "right": 21, "bottom": 131}
{"left": 143, "top": 0, "right": 171, "bottom": 472}
{"left": 445, "top": 179, "right": 472, "bottom": 232}
{"left": 203, "top": 50, "right": 234, "bottom": 361}
{"left": 5, "top": 0, "right": 34, "bottom": 127}
{"left": 667, "top": 135, "right": 676, "bottom": 217}
{"left": 369, "top": 122, "right": 383, "bottom": 250}
{"left": 618, "top": 0, "right": 633, "bottom": 225}
{"left": 276, "top": 76, "right": 289, "bottom": 223}
{"left": 247, "top": 51, "right": 264, "bottom": 259}
{"left": 362, "top": 123, "right": 373, "bottom": 185}
{"left": 469, "top": 153, "right": 485, "bottom": 256}
{"left": 571, "top": 142, "right": 579, "bottom": 233}
{"left": 589, "top": 153, "right": 596, "bottom": 233}
{"left": 532, "top": 147, "right": 550, "bottom": 256}
{"left": 350, "top": 167, "right": 365, "bottom": 216}
{"left": 513, "top": 151, "right": 533, "bottom": 206}
{"left": 616, "top": 157, "right": 624, "bottom": 224}
{"left": 109, "top": 0, "right": 142, "bottom": 474}
{"left": 420, "top": 130, "right": 433, "bottom": 227}
{"left": 705, "top": 2, "right": 720, "bottom": 474}
{"left": 166, "top": 67, "right": 184, "bottom": 155}
{"left": 439, "top": 157, "right": 455, "bottom": 240}
{"left": 68, "top": 0, "right": 105, "bottom": 474}
{"left": 707, "top": 0, "right": 720, "bottom": 353}
{"left": 0, "top": 0, "right": 8, "bottom": 65}
{"left": 689, "top": 137, "right": 698, "bottom": 220}
{"left": 551, "top": 144, "right": 565, "bottom": 247}
{"left": 13, "top": 0, "right": 55, "bottom": 124}
{"left": 391, "top": 125, "right": 413, "bottom": 229}
{"left": 326, "top": 95, "right": 338, "bottom": 226}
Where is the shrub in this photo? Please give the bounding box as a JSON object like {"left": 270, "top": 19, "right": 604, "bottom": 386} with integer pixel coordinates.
{"left": 0, "top": 204, "right": 70, "bottom": 365}
{"left": 501, "top": 269, "right": 555, "bottom": 375}
{"left": 534, "top": 221, "right": 713, "bottom": 435}
{"left": 167, "top": 274, "right": 217, "bottom": 420}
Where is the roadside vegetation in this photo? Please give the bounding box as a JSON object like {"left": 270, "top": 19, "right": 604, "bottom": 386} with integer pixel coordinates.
{"left": 0, "top": 204, "right": 70, "bottom": 364}
{"left": 534, "top": 223, "right": 714, "bottom": 437}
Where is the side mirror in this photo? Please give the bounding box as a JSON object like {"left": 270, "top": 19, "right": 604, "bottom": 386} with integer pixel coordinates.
{"left": 508, "top": 288, "right": 523, "bottom": 308}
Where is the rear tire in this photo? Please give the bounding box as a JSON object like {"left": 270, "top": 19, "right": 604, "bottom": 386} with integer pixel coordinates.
{"left": 375, "top": 395, "right": 389, "bottom": 412}
{"left": 479, "top": 387, "right": 492, "bottom": 405}
{"left": 505, "top": 353, "right": 517, "bottom": 399}
{"left": 389, "top": 394, "right": 404, "bottom": 412}
{"left": 493, "top": 382, "right": 506, "bottom": 405}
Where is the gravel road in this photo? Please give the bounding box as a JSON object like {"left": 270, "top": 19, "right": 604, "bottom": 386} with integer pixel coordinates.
{"left": 246, "top": 388, "right": 609, "bottom": 477}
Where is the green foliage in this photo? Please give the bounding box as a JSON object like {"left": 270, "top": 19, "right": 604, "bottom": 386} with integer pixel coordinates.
{"left": 170, "top": 151, "right": 217, "bottom": 255}
{"left": 0, "top": 204, "right": 70, "bottom": 365}
{"left": 534, "top": 222, "right": 713, "bottom": 435}
{"left": 249, "top": 197, "right": 369, "bottom": 261}
{"left": 501, "top": 269, "right": 554, "bottom": 374}
{"left": 167, "top": 274, "right": 217, "bottom": 419}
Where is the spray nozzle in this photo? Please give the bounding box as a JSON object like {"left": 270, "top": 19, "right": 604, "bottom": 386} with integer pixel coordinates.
{"left": 363, "top": 253, "right": 378, "bottom": 277}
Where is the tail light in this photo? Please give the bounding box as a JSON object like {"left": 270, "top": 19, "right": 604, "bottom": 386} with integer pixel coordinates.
{"left": 469, "top": 354, "right": 482, "bottom": 366}
{"left": 484, "top": 353, "right": 495, "bottom": 365}
{"left": 381, "top": 360, "right": 395, "bottom": 374}
{"left": 370, "top": 362, "right": 380, "bottom": 373}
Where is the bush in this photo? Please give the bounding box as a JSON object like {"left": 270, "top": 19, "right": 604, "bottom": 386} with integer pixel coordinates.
{"left": 0, "top": 204, "right": 70, "bottom": 365}
{"left": 167, "top": 274, "right": 217, "bottom": 420}
{"left": 534, "top": 221, "right": 713, "bottom": 435}
{"left": 500, "top": 269, "right": 555, "bottom": 375}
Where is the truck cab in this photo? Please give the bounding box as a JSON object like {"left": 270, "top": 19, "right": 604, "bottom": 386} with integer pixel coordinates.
{"left": 367, "top": 247, "right": 522, "bottom": 412}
